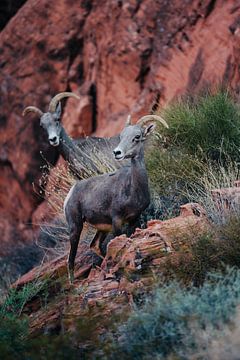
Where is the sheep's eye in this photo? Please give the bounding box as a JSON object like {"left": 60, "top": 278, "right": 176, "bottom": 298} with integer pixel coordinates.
{"left": 135, "top": 135, "right": 141, "bottom": 140}
{"left": 55, "top": 121, "right": 59, "bottom": 127}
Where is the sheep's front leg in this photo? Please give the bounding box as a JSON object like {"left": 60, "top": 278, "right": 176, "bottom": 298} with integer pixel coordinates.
{"left": 68, "top": 222, "right": 83, "bottom": 284}
{"left": 65, "top": 203, "right": 83, "bottom": 284}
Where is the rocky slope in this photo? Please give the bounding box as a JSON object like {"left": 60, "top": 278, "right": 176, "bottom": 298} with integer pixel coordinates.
{"left": 0, "top": 0, "right": 240, "bottom": 263}
{"left": 13, "top": 203, "right": 209, "bottom": 337}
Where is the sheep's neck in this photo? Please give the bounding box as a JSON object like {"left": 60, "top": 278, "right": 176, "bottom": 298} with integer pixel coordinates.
{"left": 130, "top": 146, "right": 150, "bottom": 203}
{"left": 58, "top": 126, "right": 79, "bottom": 163}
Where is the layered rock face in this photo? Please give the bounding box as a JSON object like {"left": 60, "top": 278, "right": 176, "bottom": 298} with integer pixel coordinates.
{"left": 0, "top": 0, "right": 240, "bottom": 257}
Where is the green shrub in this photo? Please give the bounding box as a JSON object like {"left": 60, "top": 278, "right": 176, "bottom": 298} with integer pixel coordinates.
{"left": 144, "top": 89, "right": 240, "bottom": 223}
{"left": 0, "top": 281, "right": 80, "bottom": 360}
{"left": 159, "top": 89, "right": 240, "bottom": 162}
{"left": 0, "top": 317, "right": 79, "bottom": 360}
{"left": 0, "top": 280, "right": 49, "bottom": 318}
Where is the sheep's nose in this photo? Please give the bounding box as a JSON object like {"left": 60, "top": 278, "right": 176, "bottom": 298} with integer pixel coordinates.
{"left": 113, "top": 148, "right": 123, "bottom": 160}
{"left": 49, "top": 136, "right": 57, "bottom": 143}
{"left": 113, "top": 149, "right": 122, "bottom": 156}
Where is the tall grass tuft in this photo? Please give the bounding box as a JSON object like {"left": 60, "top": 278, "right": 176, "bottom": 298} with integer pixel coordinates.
{"left": 158, "top": 89, "right": 240, "bottom": 162}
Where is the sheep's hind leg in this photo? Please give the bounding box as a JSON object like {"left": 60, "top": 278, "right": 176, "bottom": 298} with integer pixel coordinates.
{"left": 90, "top": 231, "right": 107, "bottom": 258}
{"left": 112, "top": 217, "right": 123, "bottom": 237}
{"left": 126, "top": 218, "right": 141, "bottom": 237}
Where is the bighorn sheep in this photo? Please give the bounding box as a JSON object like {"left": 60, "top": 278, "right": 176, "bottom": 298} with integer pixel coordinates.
{"left": 23, "top": 92, "right": 125, "bottom": 178}
{"left": 64, "top": 115, "right": 168, "bottom": 283}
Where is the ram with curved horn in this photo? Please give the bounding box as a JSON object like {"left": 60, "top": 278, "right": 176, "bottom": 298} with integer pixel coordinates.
{"left": 23, "top": 92, "right": 123, "bottom": 178}
{"left": 64, "top": 116, "right": 168, "bottom": 283}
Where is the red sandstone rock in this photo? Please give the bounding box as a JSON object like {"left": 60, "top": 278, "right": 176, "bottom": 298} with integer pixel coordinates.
{"left": 0, "top": 0, "right": 240, "bottom": 256}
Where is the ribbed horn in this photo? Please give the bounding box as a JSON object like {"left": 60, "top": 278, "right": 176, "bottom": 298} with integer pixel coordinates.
{"left": 49, "top": 92, "right": 80, "bottom": 113}
{"left": 22, "top": 106, "right": 43, "bottom": 117}
{"left": 137, "top": 115, "right": 169, "bottom": 129}
{"left": 125, "top": 114, "right": 132, "bottom": 127}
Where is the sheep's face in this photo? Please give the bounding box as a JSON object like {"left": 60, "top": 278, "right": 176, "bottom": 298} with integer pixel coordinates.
{"left": 113, "top": 123, "right": 155, "bottom": 160}
{"left": 40, "top": 103, "right": 62, "bottom": 147}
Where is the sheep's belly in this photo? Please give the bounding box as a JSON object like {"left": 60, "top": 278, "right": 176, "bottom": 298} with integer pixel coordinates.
{"left": 90, "top": 223, "right": 113, "bottom": 232}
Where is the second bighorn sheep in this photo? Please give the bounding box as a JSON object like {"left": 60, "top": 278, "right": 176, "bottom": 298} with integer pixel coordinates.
{"left": 64, "top": 115, "right": 168, "bottom": 282}
{"left": 23, "top": 92, "right": 126, "bottom": 178}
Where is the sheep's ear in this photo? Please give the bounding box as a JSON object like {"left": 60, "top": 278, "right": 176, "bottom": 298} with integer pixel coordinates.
{"left": 55, "top": 102, "right": 62, "bottom": 120}
{"left": 143, "top": 123, "right": 156, "bottom": 138}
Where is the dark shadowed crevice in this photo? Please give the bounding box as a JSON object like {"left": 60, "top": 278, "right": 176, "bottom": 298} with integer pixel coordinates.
{"left": 150, "top": 92, "right": 161, "bottom": 113}
{"left": 0, "top": 114, "right": 7, "bottom": 127}
{"left": 0, "top": 158, "right": 13, "bottom": 169}
{"left": 186, "top": 48, "right": 204, "bottom": 92}
{"left": 223, "top": 55, "right": 235, "bottom": 85}
{"left": 135, "top": 47, "right": 153, "bottom": 89}
{"left": 229, "top": 15, "right": 240, "bottom": 34}
{"left": 67, "top": 37, "right": 84, "bottom": 70}
{"left": 89, "top": 83, "right": 97, "bottom": 132}
{"left": 134, "top": 0, "right": 143, "bottom": 14}
{"left": 81, "top": 0, "right": 93, "bottom": 14}
{"left": 0, "top": 0, "right": 27, "bottom": 31}
{"left": 204, "top": 0, "right": 216, "bottom": 18}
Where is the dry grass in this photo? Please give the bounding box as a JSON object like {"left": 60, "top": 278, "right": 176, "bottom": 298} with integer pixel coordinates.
{"left": 185, "top": 159, "right": 240, "bottom": 224}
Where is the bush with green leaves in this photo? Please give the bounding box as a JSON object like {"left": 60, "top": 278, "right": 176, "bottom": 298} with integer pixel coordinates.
{"left": 106, "top": 267, "right": 240, "bottom": 360}
{"left": 144, "top": 89, "right": 240, "bottom": 221}
{"left": 159, "top": 89, "right": 240, "bottom": 162}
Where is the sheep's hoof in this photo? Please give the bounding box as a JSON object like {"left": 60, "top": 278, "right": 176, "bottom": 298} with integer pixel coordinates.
{"left": 68, "top": 269, "right": 74, "bottom": 284}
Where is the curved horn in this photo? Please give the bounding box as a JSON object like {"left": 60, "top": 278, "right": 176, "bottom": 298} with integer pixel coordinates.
{"left": 49, "top": 92, "right": 80, "bottom": 113}
{"left": 125, "top": 114, "right": 132, "bottom": 127}
{"left": 137, "top": 115, "right": 169, "bottom": 129}
{"left": 22, "top": 106, "right": 43, "bottom": 117}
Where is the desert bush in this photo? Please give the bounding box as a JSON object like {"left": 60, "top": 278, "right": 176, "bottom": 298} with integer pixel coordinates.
{"left": 106, "top": 267, "right": 240, "bottom": 360}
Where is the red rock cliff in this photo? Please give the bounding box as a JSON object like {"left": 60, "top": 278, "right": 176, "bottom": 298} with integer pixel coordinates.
{"left": 0, "top": 0, "right": 240, "bottom": 256}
